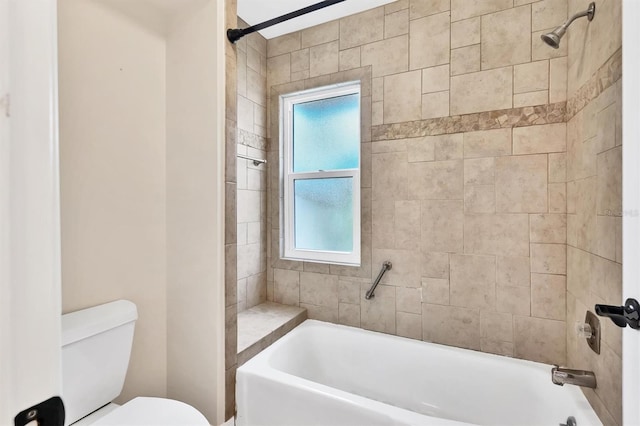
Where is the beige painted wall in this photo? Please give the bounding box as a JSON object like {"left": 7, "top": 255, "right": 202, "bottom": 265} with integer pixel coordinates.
{"left": 566, "top": 0, "right": 623, "bottom": 424}
{"left": 59, "top": 0, "right": 226, "bottom": 421}
{"left": 166, "top": 1, "right": 226, "bottom": 422}
{"left": 58, "top": 0, "right": 168, "bottom": 402}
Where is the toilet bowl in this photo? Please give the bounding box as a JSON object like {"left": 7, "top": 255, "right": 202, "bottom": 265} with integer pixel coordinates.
{"left": 61, "top": 300, "right": 209, "bottom": 425}
{"left": 72, "top": 397, "right": 208, "bottom": 426}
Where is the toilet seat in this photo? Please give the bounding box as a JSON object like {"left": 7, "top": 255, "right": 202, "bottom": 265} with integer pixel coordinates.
{"left": 89, "top": 397, "right": 209, "bottom": 426}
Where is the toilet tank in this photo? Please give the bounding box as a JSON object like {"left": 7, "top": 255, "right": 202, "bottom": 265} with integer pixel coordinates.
{"left": 61, "top": 300, "right": 138, "bottom": 426}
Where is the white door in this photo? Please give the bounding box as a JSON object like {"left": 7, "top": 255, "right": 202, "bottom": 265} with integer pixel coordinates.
{"left": 623, "top": 1, "right": 640, "bottom": 425}
{"left": 0, "top": 0, "right": 63, "bottom": 424}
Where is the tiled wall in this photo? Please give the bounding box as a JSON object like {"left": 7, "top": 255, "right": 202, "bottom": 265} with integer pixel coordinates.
{"left": 265, "top": 0, "right": 572, "bottom": 366}
{"left": 227, "top": 18, "right": 269, "bottom": 419}
{"left": 236, "top": 1, "right": 625, "bottom": 424}
{"left": 224, "top": 0, "right": 238, "bottom": 419}
{"left": 236, "top": 19, "right": 269, "bottom": 313}
{"left": 565, "top": 0, "right": 622, "bottom": 424}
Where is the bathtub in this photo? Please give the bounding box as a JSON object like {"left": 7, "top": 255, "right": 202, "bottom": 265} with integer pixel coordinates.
{"left": 236, "top": 320, "right": 602, "bottom": 426}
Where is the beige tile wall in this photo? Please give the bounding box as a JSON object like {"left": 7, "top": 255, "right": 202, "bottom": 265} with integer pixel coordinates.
{"left": 225, "top": 0, "right": 238, "bottom": 420}
{"left": 236, "top": 20, "right": 269, "bottom": 313}
{"left": 565, "top": 0, "right": 623, "bottom": 422}
{"left": 264, "top": 0, "right": 571, "bottom": 367}
{"left": 567, "top": 0, "right": 622, "bottom": 97}
{"left": 221, "top": 2, "right": 626, "bottom": 425}
{"left": 566, "top": 80, "right": 622, "bottom": 426}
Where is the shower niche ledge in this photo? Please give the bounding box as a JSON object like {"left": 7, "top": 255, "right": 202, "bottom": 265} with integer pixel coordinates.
{"left": 237, "top": 302, "right": 307, "bottom": 366}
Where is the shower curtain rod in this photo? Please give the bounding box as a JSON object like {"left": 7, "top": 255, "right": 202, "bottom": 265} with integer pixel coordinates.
{"left": 227, "top": 0, "right": 346, "bottom": 43}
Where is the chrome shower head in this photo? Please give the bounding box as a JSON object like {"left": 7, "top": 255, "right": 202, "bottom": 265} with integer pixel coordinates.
{"left": 541, "top": 27, "right": 566, "bottom": 49}
{"left": 541, "top": 2, "right": 595, "bottom": 49}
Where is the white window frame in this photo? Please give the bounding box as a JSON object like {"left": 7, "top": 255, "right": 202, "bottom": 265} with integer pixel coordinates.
{"left": 280, "top": 81, "right": 361, "bottom": 266}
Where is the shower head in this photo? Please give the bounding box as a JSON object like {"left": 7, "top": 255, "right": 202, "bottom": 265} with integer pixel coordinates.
{"left": 541, "top": 2, "right": 595, "bottom": 49}
{"left": 541, "top": 27, "right": 566, "bottom": 49}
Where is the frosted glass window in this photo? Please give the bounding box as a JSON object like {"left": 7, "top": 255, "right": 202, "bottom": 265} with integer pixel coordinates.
{"left": 294, "top": 178, "right": 353, "bottom": 252}
{"left": 281, "top": 81, "right": 361, "bottom": 266}
{"left": 293, "top": 94, "right": 360, "bottom": 172}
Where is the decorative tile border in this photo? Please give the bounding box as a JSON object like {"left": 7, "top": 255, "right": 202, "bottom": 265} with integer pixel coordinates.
{"left": 370, "top": 48, "right": 621, "bottom": 142}
{"left": 566, "top": 48, "right": 622, "bottom": 119}
{"left": 238, "top": 128, "right": 268, "bottom": 151}
{"left": 372, "top": 102, "right": 566, "bottom": 141}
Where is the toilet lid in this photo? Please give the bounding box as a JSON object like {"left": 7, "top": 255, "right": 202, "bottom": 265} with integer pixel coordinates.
{"left": 91, "top": 397, "right": 209, "bottom": 426}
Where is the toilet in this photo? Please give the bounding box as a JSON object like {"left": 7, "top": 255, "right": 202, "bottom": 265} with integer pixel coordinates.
{"left": 61, "top": 300, "right": 209, "bottom": 426}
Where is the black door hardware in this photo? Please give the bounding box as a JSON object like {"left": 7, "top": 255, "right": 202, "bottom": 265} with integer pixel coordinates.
{"left": 14, "top": 396, "right": 65, "bottom": 426}
{"left": 595, "top": 298, "right": 640, "bottom": 329}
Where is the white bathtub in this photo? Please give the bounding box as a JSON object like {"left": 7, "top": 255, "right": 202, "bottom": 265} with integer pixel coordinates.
{"left": 236, "top": 320, "right": 602, "bottom": 426}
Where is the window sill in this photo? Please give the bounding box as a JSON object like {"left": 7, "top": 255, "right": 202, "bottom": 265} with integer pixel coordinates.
{"left": 281, "top": 255, "right": 361, "bottom": 268}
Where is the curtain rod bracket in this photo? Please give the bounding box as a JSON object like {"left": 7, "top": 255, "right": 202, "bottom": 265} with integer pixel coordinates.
{"left": 227, "top": 28, "right": 246, "bottom": 44}
{"left": 227, "top": 0, "right": 345, "bottom": 44}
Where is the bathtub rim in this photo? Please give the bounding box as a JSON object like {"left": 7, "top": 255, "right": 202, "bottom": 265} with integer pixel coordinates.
{"left": 237, "top": 319, "right": 602, "bottom": 426}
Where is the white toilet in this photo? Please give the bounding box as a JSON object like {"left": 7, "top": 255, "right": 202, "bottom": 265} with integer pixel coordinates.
{"left": 61, "top": 300, "right": 210, "bottom": 426}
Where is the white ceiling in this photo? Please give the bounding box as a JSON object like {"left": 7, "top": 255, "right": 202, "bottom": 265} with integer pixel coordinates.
{"left": 237, "top": 0, "right": 396, "bottom": 39}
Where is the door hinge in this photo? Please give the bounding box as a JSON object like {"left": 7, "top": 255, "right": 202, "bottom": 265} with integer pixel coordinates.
{"left": 14, "top": 396, "right": 65, "bottom": 426}
{"left": 0, "top": 93, "right": 10, "bottom": 117}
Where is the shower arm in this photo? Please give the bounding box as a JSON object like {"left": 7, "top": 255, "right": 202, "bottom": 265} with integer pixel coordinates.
{"left": 227, "top": 0, "right": 346, "bottom": 43}
{"left": 560, "top": 2, "right": 596, "bottom": 32}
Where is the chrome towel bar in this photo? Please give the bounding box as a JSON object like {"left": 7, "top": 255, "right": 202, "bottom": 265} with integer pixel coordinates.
{"left": 237, "top": 154, "right": 267, "bottom": 166}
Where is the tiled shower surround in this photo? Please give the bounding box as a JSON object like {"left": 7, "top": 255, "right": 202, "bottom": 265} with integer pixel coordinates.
{"left": 226, "top": 0, "right": 623, "bottom": 424}
{"left": 267, "top": 0, "right": 573, "bottom": 363}
{"left": 225, "top": 0, "right": 238, "bottom": 418}
{"left": 236, "top": 19, "right": 269, "bottom": 313}
{"left": 565, "top": 0, "right": 622, "bottom": 423}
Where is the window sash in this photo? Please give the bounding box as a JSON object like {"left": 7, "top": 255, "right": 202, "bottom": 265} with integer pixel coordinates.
{"left": 280, "top": 82, "right": 361, "bottom": 266}
{"left": 284, "top": 170, "right": 361, "bottom": 265}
